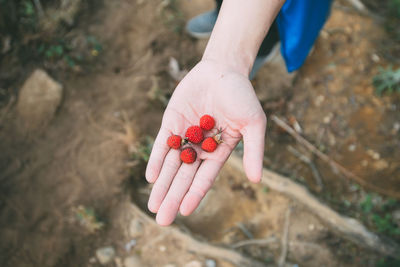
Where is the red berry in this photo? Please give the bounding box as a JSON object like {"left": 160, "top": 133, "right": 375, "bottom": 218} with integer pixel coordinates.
{"left": 180, "top": 147, "right": 197, "bottom": 163}
{"left": 167, "top": 135, "right": 182, "bottom": 149}
{"left": 200, "top": 115, "right": 215, "bottom": 131}
{"left": 201, "top": 137, "right": 218, "bottom": 152}
{"left": 185, "top": 126, "right": 204, "bottom": 144}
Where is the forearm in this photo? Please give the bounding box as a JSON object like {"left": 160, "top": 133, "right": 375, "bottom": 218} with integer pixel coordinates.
{"left": 202, "top": 0, "right": 285, "bottom": 76}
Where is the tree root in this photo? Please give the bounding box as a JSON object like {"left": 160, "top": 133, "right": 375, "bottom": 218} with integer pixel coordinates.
{"left": 227, "top": 154, "right": 400, "bottom": 258}
{"left": 117, "top": 201, "right": 271, "bottom": 267}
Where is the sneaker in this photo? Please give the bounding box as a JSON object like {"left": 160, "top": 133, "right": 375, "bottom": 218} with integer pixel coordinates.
{"left": 186, "top": 10, "right": 218, "bottom": 39}
{"left": 249, "top": 42, "right": 281, "bottom": 80}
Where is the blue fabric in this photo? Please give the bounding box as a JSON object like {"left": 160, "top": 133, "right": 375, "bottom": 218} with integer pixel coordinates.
{"left": 277, "top": 0, "right": 333, "bottom": 72}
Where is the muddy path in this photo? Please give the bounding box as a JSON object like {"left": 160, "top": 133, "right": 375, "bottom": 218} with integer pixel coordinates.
{"left": 0, "top": 0, "right": 399, "bottom": 266}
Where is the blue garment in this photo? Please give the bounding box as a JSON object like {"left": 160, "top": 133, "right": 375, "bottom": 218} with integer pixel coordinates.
{"left": 276, "top": 0, "right": 333, "bottom": 72}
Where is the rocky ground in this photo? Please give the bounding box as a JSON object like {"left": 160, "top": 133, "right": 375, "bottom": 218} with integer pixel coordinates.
{"left": 0, "top": 0, "right": 399, "bottom": 266}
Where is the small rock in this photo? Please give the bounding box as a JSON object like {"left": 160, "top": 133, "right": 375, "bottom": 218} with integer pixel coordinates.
{"left": 371, "top": 53, "right": 380, "bottom": 63}
{"left": 315, "top": 95, "right": 325, "bottom": 107}
{"left": 205, "top": 259, "right": 216, "bottom": 267}
{"left": 361, "top": 160, "right": 368, "bottom": 167}
{"left": 366, "top": 149, "right": 380, "bottom": 160}
{"left": 96, "top": 246, "right": 116, "bottom": 265}
{"left": 125, "top": 239, "right": 137, "bottom": 251}
{"left": 348, "top": 144, "right": 356, "bottom": 152}
{"left": 323, "top": 113, "right": 333, "bottom": 124}
{"left": 184, "top": 261, "right": 202, "bottom": 267}
{"left": 373, "top": 160, "right": 389, "bottom": 171}
{"left": 17, "top": 69, "right": 63, "bottom": 130}
{"left": 308, "top": 224, "right": 315, "bottom": 231}
{"left": 159, "top": 245, "right": 166, "bottom": 252}
{"left": 392, "top": 122, "right": 400, "bottom": 134}
{"left": 89, "top": 257, "right": 96, "bottom": 263}
{"left": 124, "top": 255, "right": 144, "bottom": 267}
{"left": 129, "top": 219, "right": 143, "bottom": 237}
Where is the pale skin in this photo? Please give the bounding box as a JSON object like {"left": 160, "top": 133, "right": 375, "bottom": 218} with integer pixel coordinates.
{"left": 146, "top": 0, "right": 286, "bottom": 226}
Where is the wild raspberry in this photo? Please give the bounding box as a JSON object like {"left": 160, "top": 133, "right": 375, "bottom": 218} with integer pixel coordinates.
{"left": 200, "top": 115, "right": 215, "bottom": 131}
{"left": 167, "top": 135, "right": 182, "bottom": 149}
{"left": 185, "top": 126, "right": 204, "bottom": 144}
{"left": 180, "top": 147, "right": 197, "bottom": 163}
{"left": 201, "top": 137, "right": 218, "bottom": 152}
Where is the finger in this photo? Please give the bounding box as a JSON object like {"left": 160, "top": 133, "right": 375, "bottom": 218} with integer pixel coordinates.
{"left": 240, "top": 119, "right": 266, "bottom": 183}
{"left": 179, "top": 159, "right": 223, "bottom": 216}
{"left": 145, "top": 127, "right": 171, "bottom": 183}
{"left": 147, "top": 149, "right": 181, "bottom": 213}
{"left": 156, "top": 159, "right": 201, "bottom": 226}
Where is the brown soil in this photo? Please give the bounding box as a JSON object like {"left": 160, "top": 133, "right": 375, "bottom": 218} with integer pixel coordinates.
{"left": 0, "top": 0, "right": 398, "bottom": 266}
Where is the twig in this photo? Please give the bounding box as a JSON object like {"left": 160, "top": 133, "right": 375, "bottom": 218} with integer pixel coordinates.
{"left": 346, "top": 0, "right": 368, "bottom": 13}
{"left": 333, "top": 1, "right": 383, "bottom": 22}
{"left": 278, "top": 207, "right": 292, "bottom": 267}
{"left": 231, "top": 237, "right": 277, "bottom": 249}
{"left": 271, "top": 115, "right": 400, "bottom": 199}
{"left": 33, "top": 0, "right": 45, "bottom": 18}
{"left": 236, "top": 222, "right": 254, "bottom": 239}
{"left": 227, "top": 154, "right": 400, "bottom": 257}
{"left": 287, "top": 145, "right": 323, "bottom": 191}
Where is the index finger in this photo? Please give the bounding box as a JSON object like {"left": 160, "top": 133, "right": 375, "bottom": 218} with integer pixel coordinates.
{"left": 145, "top": 127, "right": 170, "bottom": 183}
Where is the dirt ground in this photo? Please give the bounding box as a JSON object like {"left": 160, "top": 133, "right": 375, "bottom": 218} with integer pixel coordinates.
{"left": 0, "top": 0, "right": 399, "bottom": 266}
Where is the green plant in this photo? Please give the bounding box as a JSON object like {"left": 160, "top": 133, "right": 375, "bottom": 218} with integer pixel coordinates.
{"left": 21, "top": 0, "right": 35, "bottom": 16}
{"left": 73, "top": 205, "right": 104, "bottom": 233}
{"left": 133, "top": 136, "right": 154, "bottom": 162}
{"left": 373, "top": 66, "right": 400, "bottom": 95}
{"left": 376, "top": 257, "right": 400, "bottom": 267}
{"left": 372, "top": 213, "right": 400, "bottom": 235}
{"left": 389, "top": 0, "right": 400, "bottom": 18}
{"left": 361, "top": 194, "right": 374, "bottom": 213}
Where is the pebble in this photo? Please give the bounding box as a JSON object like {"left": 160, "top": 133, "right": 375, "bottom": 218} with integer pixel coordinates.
{"left": 129, "top": 219, "right": 143, "bottom": 237}
{"left": 125, "top": 239, "right": 137, "bottom": 251}
{"left": 205, "top": 259, "right": 216, "bottom": 267}
{"left": 373, "top": 160, "right": 389, "bottom": 171}
{"left": 159, "top": 245, "right": 166, "bottom": 252}
{"left": 96, "top": 246, "right": 116, "bottom": 265}
{"left": 393, "top": 210, "right": 400, "bottom": 227}
{"left": 371, "top": 53, "right": 380, "bottom": 63}
{"left": 348, "top": 144, "right": 356, "bottom": 152}
{"left": 308, "top": 224, "right": 315, "bottom": 231}
{"left": 315, "top": 95, "right": 325, "bottom": 107}
{"left": 366, "top": 149, "right": 380, "bottom": 160}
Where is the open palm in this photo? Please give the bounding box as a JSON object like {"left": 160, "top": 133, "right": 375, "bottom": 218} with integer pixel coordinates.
{"left": 145, "top": 60, "right": 266, "bottom": 226}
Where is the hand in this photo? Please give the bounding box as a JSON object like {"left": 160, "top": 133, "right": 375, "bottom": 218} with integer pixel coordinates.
{"left": 145, "top": 59, "right": 266, "bottom": 226}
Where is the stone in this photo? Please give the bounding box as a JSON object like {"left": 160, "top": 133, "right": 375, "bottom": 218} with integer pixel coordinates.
{"left": 17, "top": 69, "right": 63, "bottom": 130}
{"left": 96, "top": 246, "right": 116, "bottom": 265}
{"left": 129, "top": 219, "right": 143, "bottom": 237}
{"left": 373, "top": 160, "right": 389, "bottom": 171}
{"left": 124, "top": 255, "right": 145, "bottom": 267}
{"left": 205, "top": 259, "right": 216, "bottom": 267}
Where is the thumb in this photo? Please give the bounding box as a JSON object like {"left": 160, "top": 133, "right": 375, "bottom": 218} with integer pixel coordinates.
{"left": 240, "top": 117, "right": 267, "bottom": 183}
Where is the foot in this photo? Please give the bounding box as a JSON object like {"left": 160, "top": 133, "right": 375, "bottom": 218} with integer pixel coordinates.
{"left": 186, "top": 10, "right": 218, "bottom": 39}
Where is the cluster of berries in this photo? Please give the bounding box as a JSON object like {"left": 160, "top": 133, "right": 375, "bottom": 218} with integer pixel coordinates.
{"left": 167, "top": 115, "right": 223, "bottom": 164}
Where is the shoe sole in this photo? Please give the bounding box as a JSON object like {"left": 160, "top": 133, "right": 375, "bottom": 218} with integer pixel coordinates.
{"left": 185, "top": 26, "right": 212, "bottom": 39}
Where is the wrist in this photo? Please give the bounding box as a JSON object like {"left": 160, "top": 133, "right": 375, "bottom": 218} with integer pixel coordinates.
{"left": 202, "top": 44, "right": 254, "bottom": 77}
